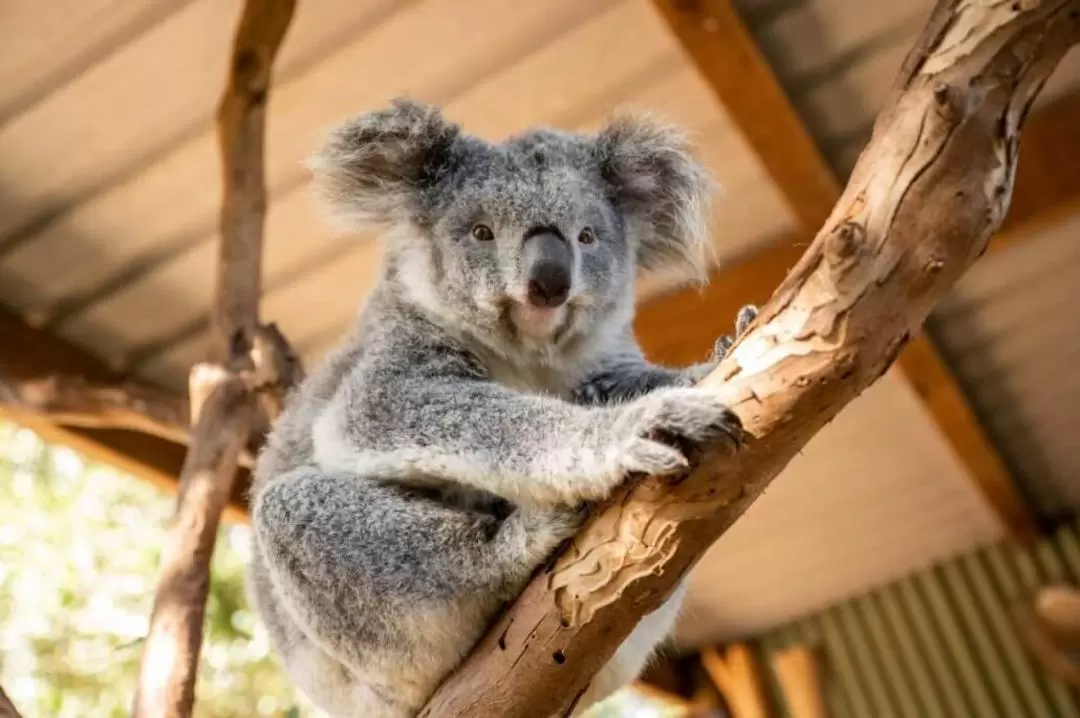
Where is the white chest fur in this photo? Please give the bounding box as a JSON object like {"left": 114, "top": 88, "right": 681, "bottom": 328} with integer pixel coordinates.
{"left": 480, "top": 350, "right": 578, "bottom": 399}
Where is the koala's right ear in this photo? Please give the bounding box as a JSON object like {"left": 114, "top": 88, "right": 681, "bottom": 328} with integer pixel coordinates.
{"left": 307, "top": 98, "right": 461, "bottom": 229}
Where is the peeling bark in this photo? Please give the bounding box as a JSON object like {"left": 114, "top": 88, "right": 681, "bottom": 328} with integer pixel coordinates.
{"left": 419, "top": 2, "right": 1080, "bottom": 716}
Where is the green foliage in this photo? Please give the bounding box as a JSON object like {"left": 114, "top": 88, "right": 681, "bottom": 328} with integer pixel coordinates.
{"left": 0, "top": 421, "right": 316, "bottom": 717}
{"left": 0, "top": 420, "right": 677, "bottom": 718}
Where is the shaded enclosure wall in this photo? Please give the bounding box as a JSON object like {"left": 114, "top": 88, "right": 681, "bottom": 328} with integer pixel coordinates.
{"left": 755, "top": 520, "right": 1080, "bottom": 718}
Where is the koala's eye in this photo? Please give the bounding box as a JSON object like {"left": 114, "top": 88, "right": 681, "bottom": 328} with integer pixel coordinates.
{"left": 471, "top": 224, "right": 495, "bottom": 242}
{"left": 578, "top": 227, "right": 597, "bottom": 245}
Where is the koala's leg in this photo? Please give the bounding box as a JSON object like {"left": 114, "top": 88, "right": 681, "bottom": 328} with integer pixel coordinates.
{"left": 252, "top": 468, "right": 582, "bottom": 716}
{"left": 570, "top": 581, "right": 690, "bottom": 716}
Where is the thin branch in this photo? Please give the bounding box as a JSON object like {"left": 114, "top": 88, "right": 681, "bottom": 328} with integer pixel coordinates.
{"left": 0, "top": 371, "right": 269, "bottom": 469}
{"left": 131, "top": 1, "right": 296, "bottom": 717}
{"left": 131, "top": 367, "right": 254, "bottom": 717}
{"left": 212, "top": 0, "right": 296, "bottom": 365}
{"left": 419, "top": 2, "right": 1080, "bottom": 715}
{"left": 1, "top": 373, "right": 190, "bottom": 444}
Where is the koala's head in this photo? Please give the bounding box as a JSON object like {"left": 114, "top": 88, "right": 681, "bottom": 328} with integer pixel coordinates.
{"left": 308, "top": 98, "right": 713, "bottom": 357}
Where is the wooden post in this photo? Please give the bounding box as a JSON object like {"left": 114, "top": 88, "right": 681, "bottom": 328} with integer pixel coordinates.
{"left": 701, "top": 645, "right": 772, "bottom": 718}
{"left": 130, "top": 2, "right": 298, "bottom": 717}
{"left": 771, "top": 645, "right": 828, "bottom": 718}
{"left": 419, "top": 2, "right": 1080, "bottom": 715}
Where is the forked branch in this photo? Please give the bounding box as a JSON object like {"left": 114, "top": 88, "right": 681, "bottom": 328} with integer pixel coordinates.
{"left": 131, "top": 1, "right": 298, "bottom": 717}
{"left": 420, "top": 2, "right": 1080, "bottom": 715}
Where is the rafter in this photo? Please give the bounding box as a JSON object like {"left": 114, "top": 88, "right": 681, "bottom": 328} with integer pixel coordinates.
{"left": 649, "top": 0, "right": 1038, "bottom": 537}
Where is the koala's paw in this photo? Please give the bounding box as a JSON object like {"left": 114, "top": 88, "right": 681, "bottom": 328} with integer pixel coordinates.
{"left": 616, "top": 387, "right": 744, "bottom": 477}
{"left": 711, "top": 304, "right": 759, "bottom": 361}
{"left": 572, "top": 379, "right": 610, "bottom": 407}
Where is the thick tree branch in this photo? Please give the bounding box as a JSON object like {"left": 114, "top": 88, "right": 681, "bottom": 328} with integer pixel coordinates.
{"left": 131, "top": 1, "right": 297, "bottom": 717}
{"left": 420, "top": 2, "right": 1080, "bottom": 715}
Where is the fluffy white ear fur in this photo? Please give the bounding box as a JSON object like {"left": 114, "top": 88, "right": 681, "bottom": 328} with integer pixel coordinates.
{"left": 306, "top": 98, "right": 460, "bottom": 231}
{"left": 595, "top": 111, "right": 718, "bottom": 285}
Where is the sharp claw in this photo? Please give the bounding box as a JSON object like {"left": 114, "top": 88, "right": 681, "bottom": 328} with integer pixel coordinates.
{"left": 735, "top": 304, "right": 759, "bottom": 336}
{"left": 713, "top": 335, "right": 734, "bottom": 360}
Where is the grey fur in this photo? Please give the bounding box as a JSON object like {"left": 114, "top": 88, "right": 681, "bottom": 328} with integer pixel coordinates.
{"left": 249, "top": 98, "right": 754, "bottom": 717}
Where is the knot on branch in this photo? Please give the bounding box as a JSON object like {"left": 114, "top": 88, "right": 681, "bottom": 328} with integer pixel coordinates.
{"left": 232, "top": 50, "right": 270, "bottom": 102}
{"left": 824, "top": 221, "right": 864, "bottom": 264}
{"left": 217, "top": 323, "right": 304, "bottom": 424}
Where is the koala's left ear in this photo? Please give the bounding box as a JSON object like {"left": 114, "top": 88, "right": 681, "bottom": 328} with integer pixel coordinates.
{"left": 595, "top": 114, "right": 714, "bottom": 281}
{"left": 307, "top": 98, "right": 461, "bottom": 230}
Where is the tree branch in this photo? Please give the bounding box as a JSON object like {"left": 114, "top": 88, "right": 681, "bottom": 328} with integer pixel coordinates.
{"left": 0, "top": 372, "right": 190, "bottom": 445}
{"left": 419, "top": 2, "right": 1080, "bottom": 715}
{"left": 212, "top": 0, "right": 296, "bottom": 365}
{"left": 131, "top": 1, "right": 297, "bottom": 716}
{"left": 131, "top": 367, "right": 255, "bottom": 717}
{"left": 0, "top": 685, "right": 23, "bottom": 718}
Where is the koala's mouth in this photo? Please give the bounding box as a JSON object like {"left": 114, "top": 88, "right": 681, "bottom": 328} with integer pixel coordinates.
{"left": 507, "top": 302, "right": 569, "bottom": 342}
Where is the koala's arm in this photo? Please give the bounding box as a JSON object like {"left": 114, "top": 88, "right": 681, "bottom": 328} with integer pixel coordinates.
{"left": 314, "top": 359, "right": 741, "bottom": 509}
{"left": 573, "top": 305, "right": 758, "bottom": 406}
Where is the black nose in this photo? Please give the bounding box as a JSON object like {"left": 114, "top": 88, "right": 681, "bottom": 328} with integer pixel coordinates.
{"left": 522, "top": 230, "right": 572, "bottom": 308}
{"left": 527, "top": 267, "right": 571, "bottom": 308}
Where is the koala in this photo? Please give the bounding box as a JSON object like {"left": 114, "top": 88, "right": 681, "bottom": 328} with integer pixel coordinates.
{"left": 247, "top": 98, "right": 758, "bottom": 718}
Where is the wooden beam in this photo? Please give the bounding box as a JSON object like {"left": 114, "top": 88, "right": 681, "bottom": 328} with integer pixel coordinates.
{"left": 649, "top": 0, "right": 1038, "bottom": 537}
{"left": 701, "top": 645, "right": 772, "bottom": 718}
{"left": 652, "top": 0, "right": 838, "bottom": 231}
{"left": 0, "top": 308, "right": 252, "bottom": 521}
{"left": 770, "top": 645, "right": 827, "bottom": 718}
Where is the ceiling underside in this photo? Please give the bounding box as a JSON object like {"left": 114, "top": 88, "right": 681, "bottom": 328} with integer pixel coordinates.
{"left": 1, "top": 0, "right": 1077, "bottom": 644}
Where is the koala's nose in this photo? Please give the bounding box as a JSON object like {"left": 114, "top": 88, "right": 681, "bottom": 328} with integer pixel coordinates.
{"left": 522, "top": 231, "right": 572, "bottom": 308}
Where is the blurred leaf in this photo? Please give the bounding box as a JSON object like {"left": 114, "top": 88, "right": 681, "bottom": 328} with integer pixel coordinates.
{"left": 0, "top": 420, "right": 319, "bottom": 718}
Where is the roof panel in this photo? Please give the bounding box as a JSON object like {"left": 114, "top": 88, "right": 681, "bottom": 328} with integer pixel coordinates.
{"left": 42, "top": 2, "right": 795, "bottom": 386}
{"left": 0, "top": 0, "right": 614, "bottom": 319}
{"left": 744, "top": 0, "right": 930, "bottom": 83}
{"left": 0, "top": 0, "right": 243, "bottom": 239}
{"left": 0, "top": 0, "right": 180, "bottom": 121}
{"left": 674, "top": 369, "right": 1004, "bottom": 646}
{"left": 931, "top": 214, "right": 1080, "bottom": 518}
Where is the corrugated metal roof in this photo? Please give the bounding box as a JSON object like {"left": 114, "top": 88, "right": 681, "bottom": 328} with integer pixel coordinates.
{"left": 737, "top": 0, "right": 1080, "bottom": 175}
{"left": 756, "top": 518, "right": 1080, "bottom": 718}
{"left": 931, "top": 214, "right": 1080, "bottom": 520}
